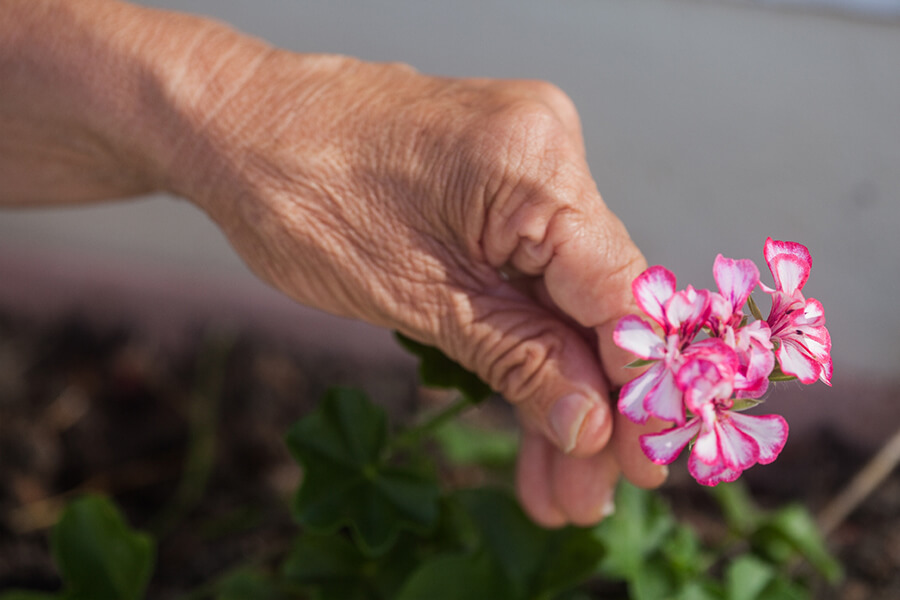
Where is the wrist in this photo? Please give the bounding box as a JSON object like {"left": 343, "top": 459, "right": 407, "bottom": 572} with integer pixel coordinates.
{"left": 0, "top": 0, "right": 276, "bottom": 203}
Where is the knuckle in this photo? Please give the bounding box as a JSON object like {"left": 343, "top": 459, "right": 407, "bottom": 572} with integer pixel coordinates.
{"left": 480, "top": 98, "right": 570, "bottom": 162}
{"left": 482, "top": 324, "right": 563, "bottom": 402}
{"left": 527, "top": 81, "right": 581, "bottom": 127}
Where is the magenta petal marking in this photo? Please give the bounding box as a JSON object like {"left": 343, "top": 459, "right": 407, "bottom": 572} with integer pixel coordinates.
{"left": 676, "top": 349, "right": 737, "bottom": 412}
{"left": 713, "top": 255, "right": 760, "bottom": 312}
{"left": 729, "top": 412, "right": 788, "bottom": 464}
{"left": 767, "top": 254, "right": 809, "bottom": 297}
{"left": 689, "top": 452, "right": 742, "bottom": 486}
{"left": 618, "top": 363, "right": 664, "bottom": 424}
{"left": 614, "top": 316, "right": 666, "bottom": 360}
{"left": 665, "top": 287, "right": 710, "bottom": 335}
{"left": 632, "top": 266, "right": 676, "bottom": 329}
{"left": 644, "top": 368, "right": 685, "bottom": 425}
{"left": 640, "top": 419, "right": 701, "bottom": 465}
{"left": 715, "top": 417, "right": 760, "bottom": 471}
{"left": 764, "top": 238, "right": 812, "bottom": 271}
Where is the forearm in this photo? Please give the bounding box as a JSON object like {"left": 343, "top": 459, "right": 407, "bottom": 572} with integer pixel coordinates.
{"left": 0, "top": 0, "right": 272, "bottom": 206}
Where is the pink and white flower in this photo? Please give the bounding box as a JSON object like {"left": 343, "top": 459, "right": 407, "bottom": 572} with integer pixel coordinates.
{"left": 614, "top": 267, "right": 710, "bottom": 425}
{"left": 639, "top": 341, "right": 789, "bottom": 486}
{"left": 613, "top": 239, "right": 827, "bottom": 486}
{"left": 761, "top": 238, "right": 832, "bottom": 385}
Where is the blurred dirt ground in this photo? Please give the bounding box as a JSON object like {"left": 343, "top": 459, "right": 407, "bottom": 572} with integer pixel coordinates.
{"left": 0, "top": 311, "right": 897, "bottom": 598}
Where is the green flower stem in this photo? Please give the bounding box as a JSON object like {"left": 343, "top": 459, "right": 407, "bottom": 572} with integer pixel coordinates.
{"left": 389, "top": 394, "right": 473, "bottom": 452}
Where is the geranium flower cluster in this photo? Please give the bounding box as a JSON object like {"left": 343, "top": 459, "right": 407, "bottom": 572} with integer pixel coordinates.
{"left": 614, "top": 238, "right": 832, "bottom": 485}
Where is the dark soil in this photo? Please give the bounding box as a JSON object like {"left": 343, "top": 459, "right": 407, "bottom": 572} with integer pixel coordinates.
{"left": 0, "top": 312, "right": 897, "bottom": 598}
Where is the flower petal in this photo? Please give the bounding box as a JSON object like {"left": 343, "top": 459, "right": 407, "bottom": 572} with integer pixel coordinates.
{"left": 776, "top": 339, "right": 820, "bottom": 384}
{"left": 729, "top": 412, "right": 788, "bottom": 464}
{"left": 676, "top": 344, "right": 737, "bottom": 412}
{"left": 689, "top": 451, "right": 743, "bottom": 486}
{"left": 640, "top": 419, "right": 701, "bottom": 465}
{"left": 644, "top": 367, "right": 685, "bottom": 425}
{"left": 766, "top": 253, "right": 810, "bottom": 297}
{"left": 713, "top": 254, "right": 760, "bottom": 313}
{"left": 764, "top": 238, "right": 812, "bottom": 272}
{"left": 818, "top": 356, "right": 833, "bottom": 386}
{"left": 632, "top": 266, "right": 676, "bottom": 329}
{"left": 692, "top": 426, "right": 719, "bottom": 465}
{"left": 618, "top": 362, "right": 664, "bottom": 424}
{"left": 614, "top": 315, "right": 666, "bottom": 360}
{"left": 716, "top": 416, "right": 760, "bottom": 471}
{"left": 665, "top": 286, "right": 710, "bottom": 338}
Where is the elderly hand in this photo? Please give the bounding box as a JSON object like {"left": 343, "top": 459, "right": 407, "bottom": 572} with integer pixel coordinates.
{"left": 2, "top": 0, "right": 667, "bottom": 526}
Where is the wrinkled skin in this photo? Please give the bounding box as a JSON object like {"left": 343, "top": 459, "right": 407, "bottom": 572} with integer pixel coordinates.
{"left": 1, "top": 0, "right": 667, "bottom": 526}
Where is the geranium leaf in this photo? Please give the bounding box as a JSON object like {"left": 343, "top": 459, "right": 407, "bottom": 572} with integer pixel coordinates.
{"left": 215, "top": 568, "right": 283, "bottom": 600}
{"left": 456, "top": 488, "right": 604, "bottom": 599}
{"left": 394, "top": 551, "right": 514, "bottom": 600}
{"left": 50, "top": 495, "right": 155, "bottom": 600}
{"left": 286, "top": 388, "right": 440, "bottom": 555}
{"left": 754, "top": 505, "right": 842, "bottom": 584}
{"left": 768, "top": 363, "right": 798, "bottom": 382}
{"left": 625, "top": 358, "right": 657, "bottom": 369}
{"left": 726, "top": 555, "right": 775, "bottom": 600}
{"left": 432, "top": 421, "right": 518, "bottom": 468}
{"left": 394, "top": 333, "right": 492, "bottom": 404}
{"left": 282, "top": 532, "right": 419, "bottom": 600}
{"left": 594, "top": 482, "right": 675, "bottom": 580}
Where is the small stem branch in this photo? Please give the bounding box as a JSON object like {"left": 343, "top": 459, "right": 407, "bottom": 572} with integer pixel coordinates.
{"left": 389, "top": 394, "right": 472, "bottom": 451}
{"left": 818, "top": 423, "right": 900, "bottom": 537}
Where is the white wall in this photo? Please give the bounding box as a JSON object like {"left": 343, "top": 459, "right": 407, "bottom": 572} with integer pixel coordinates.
{"left": 2, "top": 0, "right": 898, "bottom": 405}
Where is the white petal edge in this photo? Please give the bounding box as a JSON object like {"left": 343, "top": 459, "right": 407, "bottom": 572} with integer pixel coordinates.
{"left": 618, "top": 363, "right": 664, "bottom": 424}
{"left": 614, "top": 316, "right": 666, "bottom": 359}
{"left": 644, "top": 368, "right": 685, "bottom": 425}
{"left": 776, "top": 339, "right": 819, "bottom": 384}
{"left": 729, "top": 412, "right": 788, "bottom": 464}
{"left": 632, "top": 266, "right": 676, "bottom": 329}
{"left": 640, "top": 419, "right": 701, "bottom": 464}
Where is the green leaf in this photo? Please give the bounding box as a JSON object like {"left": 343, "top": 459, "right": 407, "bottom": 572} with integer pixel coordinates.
{"left": 594, "top": 482, "right": 675, "bottom": 579}
{"left": 757, "top": 576, "right": 810, "bottom": 600}
{"left": 215, "top": 568, "right": 283, "bottom": 600}
{"left": 432, "top": 420, "right": 518, "bottom": 468}
{"left": 630, "top": 557, "right": 679, "bottom": 600}
{"left": 709, "top": 482, "right": 762, "bottom": 536}
{"left": 284, "top": 528, "right": 424, "bottom": 600}
{"left": 672, "top": 580, "right": 723, "bottom": 600}
{"left": 754, "top": 505, "right": 842, "bottom": 584}
{"left": 395, "top": 333, "right": 492, "bottom": 404}
{"left": 768, "top": 363, "right": 798, "bottom": 382}
{"left": 457, "top": 488, "right": 604, "bottom": 599}
{"left": 731, "top": 398, "right": 763, "bottom": 412}
{"left": 746, "top": 295, "right": 764, "bottom": 322}
{"left": 50, "top": 495, "right": 155, "bottom": 600}
{"left": 394, "top": 551, "right": 514, "bottom": 600}
{"left": 286, "top": 388, "right": 440, "bottom": 555}
{"left": 725, "top": 556, "right": 775, "bottom": 600}
{"left": 661, "top": 524, "right": 706, "bottom": 578}
{"left": 625, "top": 358, "right": 657, "bottom": 369}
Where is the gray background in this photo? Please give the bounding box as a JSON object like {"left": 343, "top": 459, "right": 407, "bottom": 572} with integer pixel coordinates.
{"left": 2, "top": 0, "right": 898, "bottom": 440}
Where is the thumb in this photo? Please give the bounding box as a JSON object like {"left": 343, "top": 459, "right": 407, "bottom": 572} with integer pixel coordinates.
{"left": 478, "top": 178, "right": 667, "bottom": 483}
